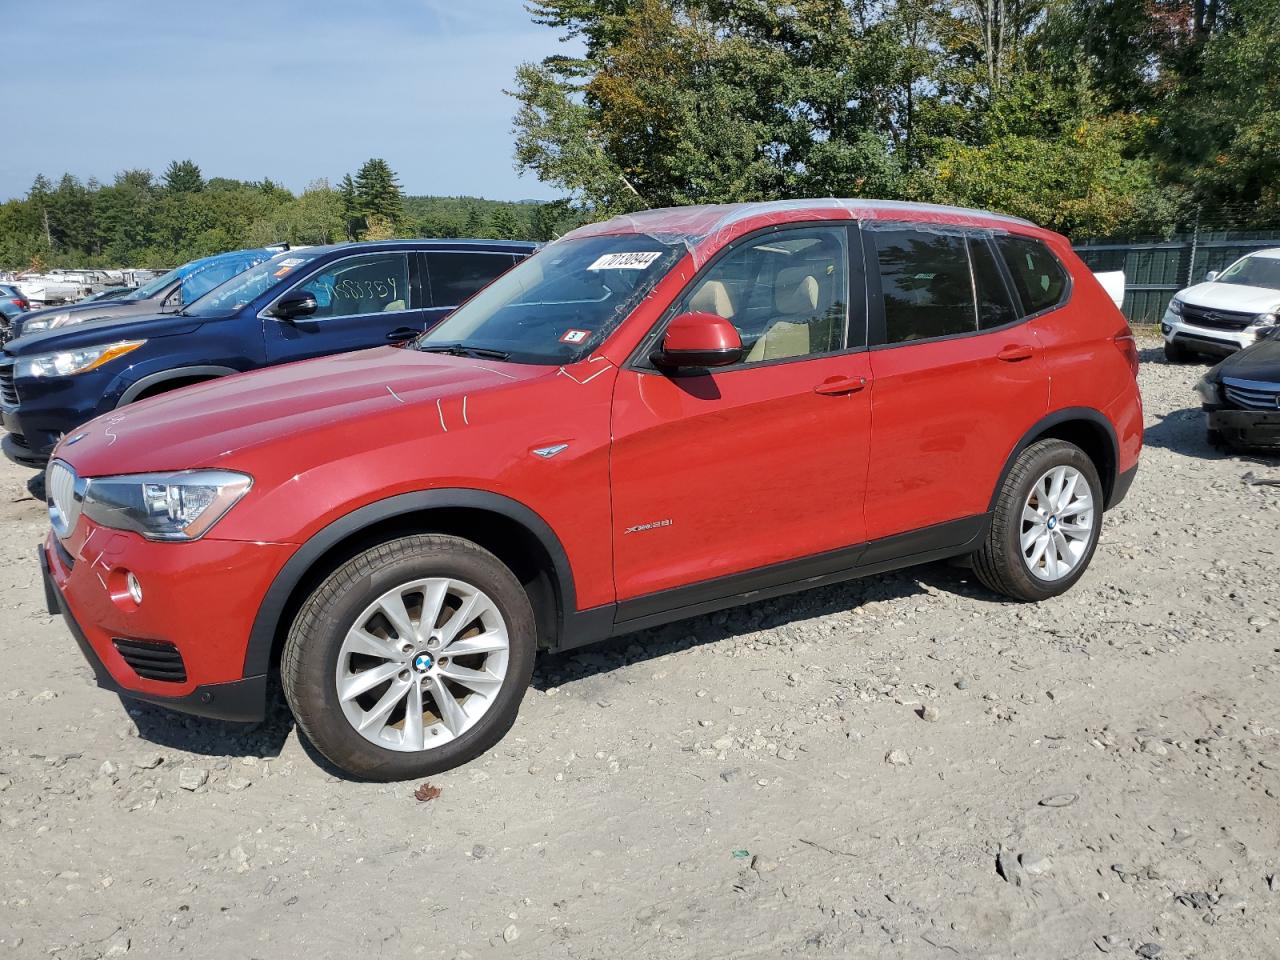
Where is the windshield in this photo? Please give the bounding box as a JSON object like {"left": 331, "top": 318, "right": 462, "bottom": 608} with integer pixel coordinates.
{"left": 182, "top": 251, "right": 321, "bottom": 318}
{"left": 1216, "top": 255, "right": 1280, "bottom": 292}
{"left": 124, "top": 267, "right": 182, "bottom": 301}
{"left": 417, "top": 235, "right": 685, "bottom": 363}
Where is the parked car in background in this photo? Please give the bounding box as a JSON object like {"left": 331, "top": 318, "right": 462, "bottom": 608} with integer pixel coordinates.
{"left": 2, "top": 239, "right": 534, "bottom": 468}
{"left": 1162, "top": 249, "right": 1280, "bottom": 361}
{"left": 77, "top": 287, "right": 137, "bottom": 303}
{"left": 0, "top": 284, "right": 31, "bottom": 340}
{"left": 5, "top": 247, "right": 283, "bottom": 341}
{"left": 36, "top": 200, "right": 1141, "bottom": 780}
{"left": 1195, "top": 325, "right": 1280, "bottom": 450}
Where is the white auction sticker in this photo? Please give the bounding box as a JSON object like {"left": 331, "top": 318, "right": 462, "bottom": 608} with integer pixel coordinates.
{"left": 587, "top": 251, "right": 662, "bottom": 271}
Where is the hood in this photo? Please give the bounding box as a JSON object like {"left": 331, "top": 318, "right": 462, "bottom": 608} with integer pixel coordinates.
{"left": 1215, "top": 333, "right": 1280, "bottom": 382}
{"left": 6, "top": 310, "right": 201, "bottom": 355}
{"left": 11, "top": 296, "right": 175, "bottom": 337}
{"left": 1178, "top": 281, "right": 1280, "bottom": 316}
{"left": 55, "top": 346, "right": 551, "bottom": 475}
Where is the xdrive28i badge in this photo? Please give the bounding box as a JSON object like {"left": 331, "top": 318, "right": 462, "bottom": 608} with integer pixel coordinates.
{"left": 625, "top": 518, "right": 673, "bottom": 535}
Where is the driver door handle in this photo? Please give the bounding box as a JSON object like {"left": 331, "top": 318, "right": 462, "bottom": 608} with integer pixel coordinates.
{"left": 813, "top": 375, "right": 867, "bottom": 396}
{"left": 386, "top": 327, "right": 420, "bottom": 343}
{"left": 996, "top": 343, "right": 1034, "bottom": 362}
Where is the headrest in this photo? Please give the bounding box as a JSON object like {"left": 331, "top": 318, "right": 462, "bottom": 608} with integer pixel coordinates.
{"left": 774, "top": 267, "right": 820, "bottom": 315}
{"left": 689, "top": 279, "right": 735, "bottom": 319}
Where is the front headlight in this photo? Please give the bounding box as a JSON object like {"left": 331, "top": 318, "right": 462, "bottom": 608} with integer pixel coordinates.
{"left": 1194, "top": 376, "right": 1222, "bottom": 405}
{"left": 1251, "top": 311, "right": 1279, "bottom": 329}
{"left": 81, "top": 469, "right": 252, "bottom": 541}
{"left": 14, "top": 340, "right": 144, "bottom": 378}
{"left": 21, "top": 311, "right": 74, "bottom": 333}
{"left": 1167, "top": 298, "right": 1184, "bottom": 316}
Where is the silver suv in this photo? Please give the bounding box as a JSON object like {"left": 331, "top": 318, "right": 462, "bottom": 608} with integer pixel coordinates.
{"left": 1162, "top": 248, "right": 1280, "bottom": 361}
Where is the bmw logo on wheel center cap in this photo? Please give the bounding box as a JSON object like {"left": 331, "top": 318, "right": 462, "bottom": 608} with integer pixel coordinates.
{"left": 1047, "top": 516, "right": 1058, "bottom": 529}
{"left": 413, "top": 653, "right": 434, "bottom": 672}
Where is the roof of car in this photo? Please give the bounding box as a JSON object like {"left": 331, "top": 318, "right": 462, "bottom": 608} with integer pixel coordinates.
{"left": 296, "top": 239, "right": 538, "bottom": 257}
{"left": 567, "top": 199, "right": 1037, "bottom": 244}
{"left": 1244, "top": 248, "right": 1280, "bottom": 260}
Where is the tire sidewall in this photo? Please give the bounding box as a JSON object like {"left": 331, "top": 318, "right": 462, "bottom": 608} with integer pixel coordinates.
{"left": 287, "top": 539, "right": 536, "bottom": 781}
{"left": 998, "top": 443, "right": 1104, "bottom": 601}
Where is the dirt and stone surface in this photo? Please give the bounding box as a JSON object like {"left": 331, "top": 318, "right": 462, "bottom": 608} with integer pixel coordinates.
{"left": 1, "top": 339, "right": 1278, "bottom": 959}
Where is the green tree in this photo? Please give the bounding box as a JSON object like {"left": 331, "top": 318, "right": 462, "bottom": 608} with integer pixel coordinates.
{"left": 353, "top": 158, "right": 405, "bottom": 226}
{"left": 163, "top": 159, "right": 205, "bottom": 193}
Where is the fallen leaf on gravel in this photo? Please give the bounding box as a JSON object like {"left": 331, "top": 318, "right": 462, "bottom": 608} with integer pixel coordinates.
{"left": 1038, "top": 793, "right": 1078, "bottom": 808}
{"left": 414, "top": 782, "right": 442, "bottom": 802}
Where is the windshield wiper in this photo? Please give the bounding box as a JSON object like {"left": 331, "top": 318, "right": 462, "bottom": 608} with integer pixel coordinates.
{"left": 419, "top": 343, "right": 511, "bottom": 361}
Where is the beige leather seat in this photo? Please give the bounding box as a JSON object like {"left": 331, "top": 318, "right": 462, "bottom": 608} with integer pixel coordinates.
{"left": 688, "top": 279, "right": 735, "bottom": 319}
{"left": 745, "top": 267, "right": 824, "bottom": 362}
{"left": 383, "top": 299, "right": 406, "bottom": 312}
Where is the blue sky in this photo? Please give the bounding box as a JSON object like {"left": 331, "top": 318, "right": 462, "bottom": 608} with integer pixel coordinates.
{"left": 2, "top": 0, "right": 577, "bottom": 201}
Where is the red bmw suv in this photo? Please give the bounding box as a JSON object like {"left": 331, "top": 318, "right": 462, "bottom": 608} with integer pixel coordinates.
{"left": 39, "top": 200, "right": 1142, "bottom": 780}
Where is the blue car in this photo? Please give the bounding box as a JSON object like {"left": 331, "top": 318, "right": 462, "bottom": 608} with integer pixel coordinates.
{"left": 0, "top": 239, "right": 534, "bottom": 468}
{"left": 6, "top": 247, "right": 284, "bottom": 341}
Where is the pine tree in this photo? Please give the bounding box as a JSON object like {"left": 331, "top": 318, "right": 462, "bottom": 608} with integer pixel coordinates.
{"left": 461, "top": 205, "right": 486, "bottom": 237}
{"left": 353, "top": 159, "right": 404, "bottom": 227}
{"left": 338, "top": 173, "right": 361, "bottom": 241}
{"left": 163, "top": 159, "right": 204, "bottom": 193}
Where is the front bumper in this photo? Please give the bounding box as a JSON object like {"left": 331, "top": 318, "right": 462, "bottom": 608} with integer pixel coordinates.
{"left": 41, "top": 521, "right": 296, "bottom": 722}
{"left": 1206, "top": 407, "right": 1280, "bottom": 449}
{"left": 1162, "top": 316, "right": 1261, "bottom": 356}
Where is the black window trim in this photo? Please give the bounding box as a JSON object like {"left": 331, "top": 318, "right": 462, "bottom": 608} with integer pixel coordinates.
{"left": 626, "top": 220, "right": 868, "bottom": 376}
{"left": 864, "top": 222, "right": 1070, "bottom": 351}
{"left": 421, "top": 250, "right": 523, "bottom": 311}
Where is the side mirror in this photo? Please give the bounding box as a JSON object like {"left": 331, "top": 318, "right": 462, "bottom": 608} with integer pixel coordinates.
{"left": 273, "top": 292, "right": 319, "bottom": 321}
{"left": 1204, "top": 270, "right": 1219, "bottom": 283}
{"left": 651, "top": 312, "right": 743, "bottom": 370}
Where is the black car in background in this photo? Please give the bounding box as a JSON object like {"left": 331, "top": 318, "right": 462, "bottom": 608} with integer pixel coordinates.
{"left": 1197, "top": 328, "right": 1280, "bottom": 450}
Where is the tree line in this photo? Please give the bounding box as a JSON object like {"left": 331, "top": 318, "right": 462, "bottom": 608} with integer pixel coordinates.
{"left": 511, "top": 0, "right": 1279, "bottom": 239}
{"left": 0, "top": 158, "right": 565, "bottom": 271}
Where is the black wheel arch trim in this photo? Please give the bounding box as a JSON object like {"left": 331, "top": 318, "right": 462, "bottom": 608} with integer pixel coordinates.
{"left": 242, "top": 488, "right": 578, "bottom": 677}
{"left": 991, "top": 407, "right": 1122, "bottom": 512}
{"left": 118, "top": 365, "right": 239, "bottom": 405}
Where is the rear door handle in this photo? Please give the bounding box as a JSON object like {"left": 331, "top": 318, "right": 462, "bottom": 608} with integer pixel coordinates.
{"left": 996, "top": 343, "right": 1034, "bottom": 362}
{"left": 813, "top": 375, "right": 867, "bottom": 396}
{"left": 386, "top": 327, "right": 420, "bottom": 343}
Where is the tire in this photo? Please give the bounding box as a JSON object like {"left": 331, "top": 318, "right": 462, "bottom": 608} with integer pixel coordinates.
{"left": 281, "top": 534, "right": 536, "bottom": 781}
{"left": 971, "top": 439, "right": 1104, "bottom": 602}
{"left": 1164, "top": 339, "right": 1192, "bottom": 363}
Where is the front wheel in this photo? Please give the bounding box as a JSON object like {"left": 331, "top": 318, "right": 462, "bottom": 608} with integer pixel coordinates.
{"left": 971, "top": 439, "right": 1103, "bottom": 602}
{"left": 281, "top": 535, "right": 536, "bottom": 781}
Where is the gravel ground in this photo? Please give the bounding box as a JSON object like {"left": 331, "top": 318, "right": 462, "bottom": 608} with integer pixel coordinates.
{"left": 1, "top": 338, "right": 1278, "bottom": 959}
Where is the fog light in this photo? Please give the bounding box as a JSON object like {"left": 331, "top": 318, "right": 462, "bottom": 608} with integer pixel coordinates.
{"left": 126, "top": 572, "right": 143, "bottom": 604}
{"left": 1160, "top": 323, "right": 1171, "bottom": 335}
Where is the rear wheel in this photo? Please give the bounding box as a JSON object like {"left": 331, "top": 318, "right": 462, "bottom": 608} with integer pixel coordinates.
{"left": 972, "top": 439, "right": 1103, "bottom": 602}
{"left": 281, "top": 535, "right": 536, "bottom": 781}
{"left": 1164, "top": 339, "right": 1192, "bottom": 363}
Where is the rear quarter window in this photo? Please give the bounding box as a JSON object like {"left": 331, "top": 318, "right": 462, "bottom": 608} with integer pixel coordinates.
{"left": 425, "top": 252, "right": 516, "bottom": 309}
{"left": 997, "top": 236, "right": 1069, "bottom": 315}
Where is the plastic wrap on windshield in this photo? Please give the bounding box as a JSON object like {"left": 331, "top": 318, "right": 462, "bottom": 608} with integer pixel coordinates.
{"left": 559, "top": 198, "right": 1035, "bottom": 268}
{"left": 180, "top": 250, "right": 276, "bottom": 301}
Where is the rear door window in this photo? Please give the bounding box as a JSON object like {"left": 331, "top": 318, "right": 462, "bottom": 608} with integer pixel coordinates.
{"left": 996, "top": 236, "right": 1068, "bottom": 315}
{"left": 872, "top": 229, "right": 975, "bottom": 343}
{"left": 970, "top": 237, "right": 1019, "bottom": 330}
{"left": 425, "top": 252, "right": 516, "bottom": 309}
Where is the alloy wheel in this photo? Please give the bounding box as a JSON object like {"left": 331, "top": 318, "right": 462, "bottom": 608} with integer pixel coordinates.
{"left": 1020, "top": 464, "right": 1095, "bottom": 582}
{"left": 335, "top": 577, "right": 510, "bottom": 752}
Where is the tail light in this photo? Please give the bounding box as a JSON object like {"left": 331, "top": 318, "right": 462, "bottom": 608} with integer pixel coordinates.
{"left": 13, "top": 299, "right": 27, "bottom": 310}
{"left": 1113, "top": 330, "right": 1139, "bottom": 378}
